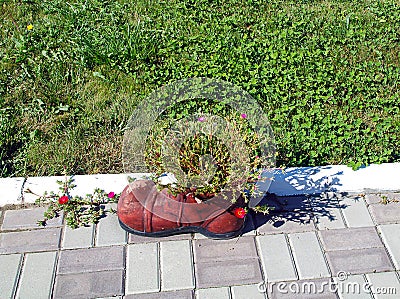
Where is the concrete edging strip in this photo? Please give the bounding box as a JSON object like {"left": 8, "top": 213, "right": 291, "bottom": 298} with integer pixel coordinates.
{"left": 1, "top": 163, "right": 399, "bottom": 207}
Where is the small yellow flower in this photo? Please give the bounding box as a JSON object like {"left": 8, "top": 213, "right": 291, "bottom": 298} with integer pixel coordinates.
{"left": 27, "top": 24, "right": 33, "bottom": 30}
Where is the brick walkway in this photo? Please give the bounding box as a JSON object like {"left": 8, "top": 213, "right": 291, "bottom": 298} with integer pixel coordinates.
{"left": 1, "top": 193, "right": 400, "bottom": 298}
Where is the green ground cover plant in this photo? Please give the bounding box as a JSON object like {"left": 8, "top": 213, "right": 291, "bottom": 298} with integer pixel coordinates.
{"left": 1, "top": 0, "right": 399, "bottom": 177}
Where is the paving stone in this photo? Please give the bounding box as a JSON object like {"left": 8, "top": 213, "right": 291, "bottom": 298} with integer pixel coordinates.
{"left": 1, "top": 207, "right": 63, "bottom": 230}
{"left": 126, "top": 243, "right": 160, "bottom": 294}
{"left": 192, "top": 216, "right": 259, "bottom": 291}
{"left": 308, "top": 194, "right": 347, "bottom": 230}
{"left": 264, "top": 195, "right": 310, "bottom": 212}
{"left": 288, "top": 232, "right": 330, "bottom": 279}
{"left": 365, "top": 193, "right": 400, "bottom": 205}
{"left": 341, "top": 196, "right": 374, "bottom": 227}
{"left": 256, "top": 212, "right": 315, "bottom": 235}
{"left": 195, "top": 258, "right": 263, "bottom": 288}
{"left": 17, "top": 251, "right": 57, "bottom": 299}
{"left": 378, "top": 224, "right": 400, "bottom": 270}
{"left": 242, "top": 214, "right": 257, "bottom": 236}
{"left": 315, "top": 207, "right": 346, "bottom": 230}
{"left": 231, "top": 284, "right": 267, "bottom": 299}
{"left": 58, "top": 246, "right": 124, "bottom": 274}
{"left": 193, "top": 236, "right": 258, "bottom": 262}
{"left": 62, "top": 225, "right": 94, "bottom": 249}
{"left": 256, "top": 234, "right": 297, "bottom": 282}
{"left": 319, "top": 227, "right": 382, "bottom": 251}
{"left": 196, "top": 287, "right": 230, "bottom": 299}
{"left": 326, "top": 247, "right": 393, "bottom": 275}
{"left": 0, "top": 254, "right": 22, "bottom": 299}
{"left": 96, "top": 212, "right": 127, "bottom": 246}
{"left": 160, "top": 240, "right": 194, "bottom": 291}
{"left": 334, "top": 274, "right": 371, "bottom": 299}
{"left": 268, "top": 278, "right": 338, "bottom": 299}
{"left": 54, "top": 270, "right": 124, "bottom": 299}
{"left": 125, "top": 289, "right": 194, "bottom": 299}
{"left": 0, "top": 228, "right": 61, "bottom": 254}
{"left": 0, "top": 177, "right": 24, "bottom": 205}
{"left": 369, "top": 203, "right": 400, "bottom": 224}
{"left": 366, "top": 272, "right": 400, "bottom": 299}
{"left": 193, "top": 233, "right": 208, "bottom": 239}
{"left": 129, "top": 233, "right": 192, "bottom": 243}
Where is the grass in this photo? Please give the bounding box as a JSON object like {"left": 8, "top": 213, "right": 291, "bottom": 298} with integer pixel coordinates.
{"left": 1, "top": 0, "right": 399, "bottom": 177}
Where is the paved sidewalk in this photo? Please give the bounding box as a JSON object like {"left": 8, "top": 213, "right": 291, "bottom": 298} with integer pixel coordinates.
{"left": 1, "top": 192, "right": 400, "bottom": 299}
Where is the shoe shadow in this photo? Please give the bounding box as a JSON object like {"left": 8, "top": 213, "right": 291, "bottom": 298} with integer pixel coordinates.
{"left": 243, "top": 167, "right": 348, "bottom": 234}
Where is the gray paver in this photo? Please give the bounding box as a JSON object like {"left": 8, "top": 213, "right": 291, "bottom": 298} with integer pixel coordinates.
{"left": 366, "top": 272, "right": 400, "bottom": 299}
{"left": 1, "top": 207, "right": 63, "bottom": 230}
{"left": 58, "top": 246, "right": 124, "bottom": 274}
{"left": 326, "top": 247, "right": 393, "bottom": 275}
{"left": 341, "top": 196, "right": 374, "bottom": 227}
{"left": 334, "top": 274, "right": 372, "bottom": 299}
{"left": 129, "top": 233, "right": 192, "bottom": 243}
{"left": 268, "top": 278, "right": 338, "bottom": 299}
{"left": 62, "top": 225, "right": 94, "bottom": 249}
{"left": 195, "top": 258, "right": 263, "bottom": 288}
{"left": 365, "top": 193, "right": 400, "bottom": 205}
{"left": 96, "top": 212, "right": 127, "bottom": 246}
{"left": 231, "top": 284, "right": 266, "bottom": 299}
{"left": 17, "top": 251, "right": 57, "bottom": 299}
{"left": 0, "top": 254, "right": 22, "bottom": 299}
{"left": 193, "top": 237, "right": 262, "bottom": 287}
{"left": 160, "top": 240, "right": 194, "bottom": 291}
{"left": 315, "top": 207, "right": 346, "bottom": 230}
{"left": 0, "top": 228, "right": 61, "bottom": 254}
{"left": 125, "top": 289, "right": 194, "bottom": 299}
{"left": 193, "top": 236, "right": 258, "bottom": 262}
{"left": 288, "top": 231, "right": 330, "bottom": 279}
{"left": 365, "top": 194, "right": 385, "bottom": 205}
{"left": 196, "top": 287, "right": 230, "bottom": 299}
{"left": 257, "top": 212, "right": 315, "bottom": 235}
{"left": 369, "top": 203, "right": 400, "bottom": 224}
{"left": 378, "top": 224, "right": 400, "bottom": 270}
{"left": 126, "top": 243, "right": 160, "bottom": 294}
{"left": 54, "top": 270, "right": 124, "bottom": 299}
{"left": 257, "top": 234, "right": 297, "bottom": 282}
{"left": 242, "top": 214, "right": 257, "bottom": 236}
{"left": 265, "top": 195, "right": 310, "bottom": 212}
{"left": 319, "top": 227, "right": 382, "bottom": 251}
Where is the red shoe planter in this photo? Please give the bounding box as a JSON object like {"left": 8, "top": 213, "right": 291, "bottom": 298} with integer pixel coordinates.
{"left": 117, "top": 180, "right": 246, "bottom": 239}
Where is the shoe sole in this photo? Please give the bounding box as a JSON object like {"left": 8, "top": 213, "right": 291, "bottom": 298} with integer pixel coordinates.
{"left": 118, "top": 217, "right": 245, "bottom": 240}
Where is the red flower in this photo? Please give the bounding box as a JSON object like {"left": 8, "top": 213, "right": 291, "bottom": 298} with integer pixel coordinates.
{"left": 58, "top": 195, "right": 69, "bottom": 204}
{"left": 107, "top": 192, "right": 115, "bottom": 198}
{"left": 240, "top": 113, "right": 247, "bottom": 119}
{"left": 233, "top": 207, "right": 246, "bottom": 219}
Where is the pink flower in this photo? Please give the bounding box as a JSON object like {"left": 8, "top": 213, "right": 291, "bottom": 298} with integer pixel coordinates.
{"left": 240, "top": 113, "right": 247, "bottom": 119}
{"left": 233, "top": 207, "right": 246, "bottom": 219}
{"left": 58, "top": 195, "right": 69, "bottom": 204}
{"left": 198, "top": 116, "right": 205, "bottom": 122}
{"left": 107, "top": 192, "right": 115, "bottom": 198}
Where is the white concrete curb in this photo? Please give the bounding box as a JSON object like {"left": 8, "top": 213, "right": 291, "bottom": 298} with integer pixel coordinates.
{"left": 1, "top": 163, "right": 399, "bottom": 207}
